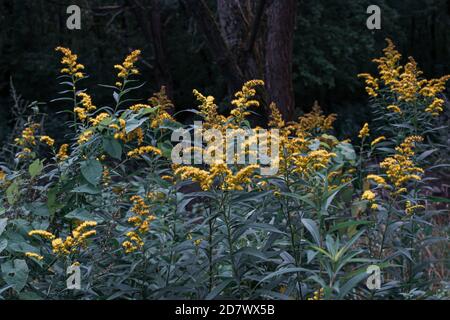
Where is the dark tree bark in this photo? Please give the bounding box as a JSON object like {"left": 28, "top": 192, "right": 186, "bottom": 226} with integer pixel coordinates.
{"left": 182, "top": 0, "right": 245, "bottom": 93}
{"left": 264, "top": 0, "right": 296, "bottom": 121}
{"left": 183, "top": 0, "right": 297, "bottom": 122}
{"left": 129, "top": 0, "right": 174, "bottom": 104}
{"left": 217, "top": 0, "right": 265, "bottom": 82}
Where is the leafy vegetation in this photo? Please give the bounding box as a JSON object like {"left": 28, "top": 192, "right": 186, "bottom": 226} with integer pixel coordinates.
{"left": 0, "top": 40, "right": 448, "bottom": 300}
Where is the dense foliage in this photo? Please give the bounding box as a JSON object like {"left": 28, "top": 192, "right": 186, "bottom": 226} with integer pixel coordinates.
{"left": 0, "top": 40, "right": 448, "bottom": 300}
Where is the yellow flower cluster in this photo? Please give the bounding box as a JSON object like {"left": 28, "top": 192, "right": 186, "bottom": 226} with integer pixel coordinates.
{"left": 122, "top": 231, "right": 144, "bottom": 254}
{"left": 292, "top": 150, "right": 337, "bottom": 176}
{"left": 28, "top": 230, "right": 55, "bottom": 240}
{"left": 366, "top": 174, "right": 386, "bottom": 186}
{"left": 40, "top": 135, "right": 55, "bottom": 147}
{"left": 89, "top": 112, "right": 110, "bottom": 126}
{"left": 405, "top": 201, "right": 425, "bottom": 215}
{"left": 387, "top": 105, "right": 402, "bottom": 114}
{"left": 29, "top": 221, "right": 97, "bottom": 256}
{"left": 268, "top": 102, "right": 285, "bottom": 129}
{"left": 362, "top": 190, "right": 376, "bottom": 201}
{"left": 127, "top": 146, "right": 162, "bottom": 158}
{"left": 0, "top": 170, "right": 5, "bottom": 181}
{"left": 358, "top": 123, "right": 369, "bottom": 139}
{"left": 267, "top": 103, "right": 338, "bottom": 178}
{"left": 111, "top": 119, "right": 144, "bottom": 145}
{"left": 56, "top": 144, "right": 69, "bottom": 161}
{"left": 148, "top": 87, "right": 175, "bottom": 128}
{"left": 114, "top": 50, "right": 141, "bottom": 79}
{"left": 308, "top": 288, "right": 324, "bottom": 300}
{"left": 230, "top": 80, "right": 264, "bottom": 125}
{"left": 193, "top": 89, "right": 226, "bottom": 129}
{"left": 25, "top": 252, "right": 44, "bottom": 261}
{"left": 75, "top": 92, "right": 97, "bottom": 121}
{"left": 295, "top": 101, "right": 337, "bottom": 135}
{"left": 371, "top": 136, "right": 386, "bottom": 147}
{"left": 77, "top": 130, "right": 94, "bottom": 145}
{"left": 122, "top": 195, "right": 156, "bottom": 253}
{"left": 55, "top": 47, "right": 84, "bottom": 80}
{"left": 359, "top": 39, "right": 450, "bottom": 116}
{"left": 15, "top": 123, "right": 40, "bottom": 147}
{"left": 425, "top": 98, "right": 445, "bottom": 117}
{"left": 379, "top": 136, "right": 424, "bottom": 191}
{"left": 175, "top": 164, "right": 260, "bottom": 191}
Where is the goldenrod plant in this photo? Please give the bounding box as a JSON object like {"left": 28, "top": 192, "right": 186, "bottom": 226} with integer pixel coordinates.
{"left": 0, "top": 41, "right": 448, "bottom": 300}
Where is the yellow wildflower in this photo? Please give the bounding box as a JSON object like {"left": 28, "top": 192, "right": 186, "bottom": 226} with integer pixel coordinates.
{"left": 77, "top": 130, "right": 94, "bottom": 145}
{"left": 56, "top": 144, "right": 69, "bottom": 161}
{"left": 115, "top": 50, "right": 141, "bottom": 79}
{"left": 362, "top": 190, "right": 376, "bottom": 201}
{"left": 127, "top": 146, "right": 162, "bottom": 158}
{"left": 28, "top": 230, "right": 56, "bottom": 240}
{"left": 25, "top": 252, "right": 44, "bottom": 261}
{"left": 405, "top": 201, "right": 425, "bottom": 215}
{"left": 358, "top": 123, "right": 369, "bottom": 139}
{"left": 387, "top": 105, "right": 402, "bottom": 114}
{"left": 371, "top": 136, "right": 386, "bottom": 147}
{"left": 89, "top": 113, "right": 110, "bottom": 126}
{"left": 40, "top": 136, "right": 55, "bottom": 147}
{"left": 366, "top": 174, "right": 386, "bottom": 186}
{"left": 77, "top": 92, "right": 96, "bottom": 112}
{"left": 55, "top": 47, "right": 85, "bottom": 80}
{"left": 425, "top": 98, "right": 445, "bottom": 117}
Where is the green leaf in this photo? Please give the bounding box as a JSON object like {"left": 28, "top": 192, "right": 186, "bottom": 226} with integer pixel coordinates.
{"left": 80, "top": 159, "right": 103, "bottom": 186}
{"left": 125, "top": 117, "right": 147, "bottom": 134}
{"left": 103, "top": 137, "right": 122, "bottom": 160}
{"left": 72, "top": 184, "right": 101, "bottom": 195}
{"left": 6, "top": 180, "right": 19, "bottom": 205}
{"left": 65, "top": 208, "right": 103, "bottom": 223}
{"left": 301, "top": 218, "right": 321, "bottom": 245}
{"left": 205, "top": 279, "right": 233, "bottom": 300}
{"left": 0, "top": 239, "right": 7, "bottom": 254}
{"left": 28, "top": 159, "right": 44, "bottom": 179}
{"left": 157, "top": 141, "right": 173, "bottom": 159}
{"left": 1, "top": 259, "right": 29, "bottom": 293}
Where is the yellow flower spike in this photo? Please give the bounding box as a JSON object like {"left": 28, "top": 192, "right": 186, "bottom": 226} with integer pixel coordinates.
{"left": 25, "top": 252, "right": 44, "bottom": 261}
{"left": 77, "top": 130, "right": 94, "bottom": 145}
{"left": 366, "top": 174, "right": 386, "bottom": 186}
{"left": 77, "top": 92, "right": 96, "bottom": 112}
{"left": 362, "top": 190, "right": 376, "bottom": 201}
{"left": 56, "top": 144, "right": 69, "bottom": 161}
{"left": 358, "top": 123, "right": 370, "bottom": 139}
{"left": 387, "top": 105, "right": 402, "bottom": 114}
{"left": 371, "top": 136, "right": 386, "bottom": 147}
{"left": 55, "top": 47, "right": 85, "bottom": 79}
{"left": 115, "top": 50, "right": 141, "bottom": 79}
{"left": 127, "top": 146, "right": 162, "bottom": 158}
{"left": 425, "top": 98, "right": 445, "bottom": 116}
{"left": 380, "top": 136, "right": 424, "bottom": 193}
{"left": 405, "top": 201, "right": 425, "bottom": 215}
{"left": 268, "top": 102, "right": 285, "bottom": 129}
{"left": 89, "top": 113, "right": 110, "bottom": 126}
{"left": 40, "top": 136, "right": 55, "bottom": 147}
{"left": 28, "top": 230, "right": 56, "bottom": 240}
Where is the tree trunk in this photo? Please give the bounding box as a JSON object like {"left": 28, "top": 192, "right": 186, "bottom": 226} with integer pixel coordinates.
{"left": 217, "top": 0, "right": 265, "bottom": 85}
{"left": 130, "top": 0, "right": 174, "bottom": 104}
{"left": 264, "top": 0, "right": 296, "bottom": 121}
{"left": 182, "top": 0, "right": 245, "bottom": 93}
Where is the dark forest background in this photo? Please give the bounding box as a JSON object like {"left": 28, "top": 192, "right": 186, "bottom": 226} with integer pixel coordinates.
{"left": 1, "top": 0, "right": 449, "bottom": 145}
